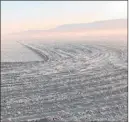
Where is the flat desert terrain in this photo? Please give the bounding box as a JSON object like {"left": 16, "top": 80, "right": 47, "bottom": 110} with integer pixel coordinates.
{"left": 1, "top": 41, "right": 127, "bottom": 122}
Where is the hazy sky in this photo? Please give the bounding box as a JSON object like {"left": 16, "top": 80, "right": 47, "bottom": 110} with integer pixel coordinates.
{"left": 2, "top": 1, "right": 127, "bottom": 35}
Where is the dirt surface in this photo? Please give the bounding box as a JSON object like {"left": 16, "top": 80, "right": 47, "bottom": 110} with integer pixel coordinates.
{"left": 1, "top": 42, "right": 127, "bottom": 122}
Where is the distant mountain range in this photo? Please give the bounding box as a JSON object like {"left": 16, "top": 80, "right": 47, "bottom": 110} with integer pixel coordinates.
{"left": 3, "top": 19, "right": 127, "bottom": 42}
{"left": 22, "top": 19, "right": 127, "bottom": 33}
{"left": 50, "top": 19, "right": 127, "bottom": 31}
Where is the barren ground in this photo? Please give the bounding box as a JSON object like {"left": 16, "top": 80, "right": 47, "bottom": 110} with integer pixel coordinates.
{"left": 1, "top": 41, "right": 127, "bottom": 122}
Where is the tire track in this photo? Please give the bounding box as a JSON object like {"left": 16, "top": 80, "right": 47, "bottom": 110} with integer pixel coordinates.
{"left": 1, "top": 42, "right": 127, "bottom": 122}
{"left": 17, "top": 42, "right": 49, "bottom": 62}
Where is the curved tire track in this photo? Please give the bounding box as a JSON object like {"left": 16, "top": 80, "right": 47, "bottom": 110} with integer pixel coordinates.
{"left": 1, "top": 43, "right": 127, "bottom": 122}
{"left": 18, "top": 42, "right": 49, "bottom": 62}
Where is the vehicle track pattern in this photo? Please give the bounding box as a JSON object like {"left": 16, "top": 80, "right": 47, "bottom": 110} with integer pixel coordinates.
{"left": 1, "top": 42, "right": 127, "bottom": 122}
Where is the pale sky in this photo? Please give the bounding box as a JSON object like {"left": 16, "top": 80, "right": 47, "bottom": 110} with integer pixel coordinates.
{"left": 1, "top": 1, "right": 127, "bottom": 35}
